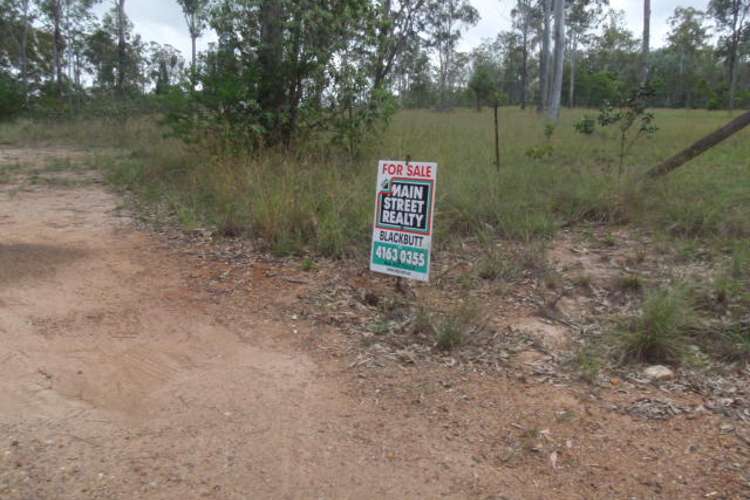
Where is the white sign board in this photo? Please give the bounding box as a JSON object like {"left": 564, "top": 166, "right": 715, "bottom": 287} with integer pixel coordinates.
{"left": 370, "top": 160, "right": 438, "bottom": 282}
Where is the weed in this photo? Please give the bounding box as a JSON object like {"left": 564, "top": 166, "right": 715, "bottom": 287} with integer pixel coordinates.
{"left": 476, "top": 249, "right": 522, "bottom": 281}
{"left": 412, "top": 306, "right": 435, "bottom": 336}
{"left": 301, "top": 257, "right": 316, "bottom": 272}
{"left": 573, "top": 274, "right": 593, "bottom": 288}
{"left": 543, "top": 123, "right": 556, "bottom": 141}
{"left": 575, "top": 347, "right": 603, "bottom": 383}
{"left": 457, "top": 272, "right": 477, "bottom": 290}
{"left": 544, "top": 270, "right": 564, "bottom": 290}
{"left": 719, "top": 322, "right": 750, "bottom": 362}
{"left": 574, "top": 115, "right": 596, "bottom": 135}
{"left": 435, "top": 318, "right": 463, "bottom": 351}
{"left": 616, "top": 274, "right": 643, "bottom": 293}
{"left": 617, "top": 287, "right": 696, "bottom": 365}
{"left": 729, "top": 241, "right": 750, "bottom": 280}
{"left": 434, "top": 301, "right": 482, "bottom": 351}
{"left": 369, "top": 319, "right": 391, "bottom": 336}
{"left": 625, "top": 247, "right": 647, "bottom": 266}
{"left": 26, "top": 174, "right": 85, "bottom": 188}
{"left": 39, "top": 158, "right": 86, "bottom": 173}
{"left": 0, "top": 162, "right": 22, "bottom": 182}
{"left": 714, "top": 275, "right": 742, "bottom": 305}
{"left": 525, "top": 144, "right": 554, "bottom": 160}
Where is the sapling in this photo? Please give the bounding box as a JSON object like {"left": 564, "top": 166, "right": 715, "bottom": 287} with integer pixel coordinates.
{"left": 597, "top": 86, "right": 658, "bottom": 176}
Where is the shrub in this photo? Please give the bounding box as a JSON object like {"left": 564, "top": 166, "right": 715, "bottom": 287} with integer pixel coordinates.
{"left": 574, "top": 115, "right": 596, "bottom": 135}
{"left": 0, "top": 72, "right": 25, "bottom": 121}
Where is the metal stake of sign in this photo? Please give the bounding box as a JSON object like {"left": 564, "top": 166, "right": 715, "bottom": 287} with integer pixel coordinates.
{"left": 393, "top": 155, "right": 413, "bottom": 294}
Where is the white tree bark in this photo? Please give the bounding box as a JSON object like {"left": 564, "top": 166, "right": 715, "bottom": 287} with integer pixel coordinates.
{"left": 537, "top": 0, "right": 552, "bottom": 112}
{"left": 641, "top": 0, "right": 651, "bottom": 85}
{"left": 547, "top": 0, "right": 565, "bottom": 122}
{"left": 568, "top": 32, "right": 576, "bottom": 108}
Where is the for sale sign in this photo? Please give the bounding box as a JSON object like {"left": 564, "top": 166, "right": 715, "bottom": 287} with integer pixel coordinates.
{"left": 370, "top": 160, "right": 438, "bottom": 282}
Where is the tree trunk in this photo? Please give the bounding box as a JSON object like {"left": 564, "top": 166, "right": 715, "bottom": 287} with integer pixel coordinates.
{"left": 494, "top": 103, "right": 500, "bottom": 170}
{"left": 547, "top": 0, "right": 565, "bottom": 122}
{"left": 568, "top": 33, "right": 576, "bottom": 108}
{"left": 20, "top": 0, "right": 30, "bottom": 103}
{"left": 191, "top": 33, "right": 197, "bottom": 87}
{"left": 537, "top": 0, "right": 552, "bottom": 113}
{"left": 728, "top": 2, "right": 741, "bottom": 111}
{"left": 373, "top": 0, "right": 392, "bottom": 90}
{"left": 258, "top": 0, "right": 286, "bottom": 142}
{"left": 729, "top": 46, "right": 739, "bottom": 111}
{"left": 116, "top": 0, "right": 127, "bottom": 96}
{"left": 640, "top": 0, "right": 651, "bottom": 85}
{"left": 520, "top": 1, "right": 529, "bottom": 110}
{"left": 646, "top": 110, "right": 750, "bottom": 178}
{"left": 52, "top": 0, "right": 64, "bottom": 96}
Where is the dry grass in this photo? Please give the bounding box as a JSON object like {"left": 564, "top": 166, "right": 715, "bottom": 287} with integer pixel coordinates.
{"left": 1, "top": 107, "right": 749, "bottom": 257}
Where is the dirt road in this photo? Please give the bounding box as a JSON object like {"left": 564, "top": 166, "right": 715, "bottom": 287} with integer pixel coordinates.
{"left": 1, "top": 148, "right": 748, "bottom": 499}
{"left": 0, "top": 149, "right": 463, "bottom": 499}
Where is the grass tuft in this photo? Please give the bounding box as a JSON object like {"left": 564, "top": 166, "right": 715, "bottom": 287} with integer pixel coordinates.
{"left": 616, "top": 274, "right": 644, "bottom": 293}
{"left": 435, "top": 318, "right": 464, "bottom": 351}
{"left": 618, "top": 287, "right": 696, "bottom": 365}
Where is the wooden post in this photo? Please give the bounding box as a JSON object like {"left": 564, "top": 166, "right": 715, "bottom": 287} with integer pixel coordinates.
{"left": 646, "top": 110, "right": 750, "bottom": 178}
{"left": 494, "top": 103, "right": 501, "bottom": 171}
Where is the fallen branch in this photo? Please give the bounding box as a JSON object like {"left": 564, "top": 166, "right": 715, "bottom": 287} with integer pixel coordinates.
{"left": 646, "top": 109, "right": 750, "bottom": 178}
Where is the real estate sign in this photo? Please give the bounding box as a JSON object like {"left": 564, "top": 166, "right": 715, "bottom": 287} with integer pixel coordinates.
{"left": 370, "top": 160, "right": 438, "bottom": 282}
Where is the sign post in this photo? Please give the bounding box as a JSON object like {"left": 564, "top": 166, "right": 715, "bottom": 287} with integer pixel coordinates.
{"left": 370, "top": 160, "right": 438, "bottom": 282}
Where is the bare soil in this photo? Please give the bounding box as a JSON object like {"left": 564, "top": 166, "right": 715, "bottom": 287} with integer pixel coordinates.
{"left": 1, "top": 147, "right": 748, "bottom": 499}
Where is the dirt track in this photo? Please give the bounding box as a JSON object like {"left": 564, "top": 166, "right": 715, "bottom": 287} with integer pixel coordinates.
{"left": 1, "top": 148, "right": 749, "bottom": 499}
{"left": 0, "top": 149, "right": 462, "bottom": 499}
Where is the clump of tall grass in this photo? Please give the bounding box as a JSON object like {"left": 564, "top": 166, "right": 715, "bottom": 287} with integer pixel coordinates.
{"left": 617, "top": 287, "right": 697, "bottom": 364}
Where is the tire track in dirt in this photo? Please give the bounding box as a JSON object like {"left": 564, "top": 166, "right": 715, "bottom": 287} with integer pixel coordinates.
{"left": 0, "top": 148, "right": 461, "bottom": 499}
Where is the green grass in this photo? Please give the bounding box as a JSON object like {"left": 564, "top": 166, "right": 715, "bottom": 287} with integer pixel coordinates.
{"left": 1, "top": 107, "right": 749, "bottom": 257}
{"left": 435, "top": 317, "right": 464, "bottom": 351}
{"left": 718, "top": 322, "right": 750, "bottom": 362}
{"left": 617, "top": 287, "right": 697, "bottom": 365}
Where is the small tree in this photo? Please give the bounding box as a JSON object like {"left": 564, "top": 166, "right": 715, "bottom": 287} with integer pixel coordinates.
{"left": 468, "top": 62, "right": 496, "bottom": 111}
{"left": 597, "top": 87, "right": 658, "bottom": 176}
{"left": 176, "top": 0, "right": 209, "bottom": 88}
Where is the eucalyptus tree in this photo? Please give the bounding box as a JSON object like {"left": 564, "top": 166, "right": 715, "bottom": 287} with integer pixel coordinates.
{"left": 84, "top": 5, "right": 144, "bottom": 94}
{"left": 511, "top": 0, "right": 537, "bottom": 109}
{"left": 667, "top": 7, "right": 710, "bottom": 108}
{"left": 0, "top": 0, "right": 36, "bottom": 99}
{"left": 537, "top": 0, "right": 552, "bottom": 112}
{"left": 641, "top": 0, "right": 650, "bottom": 85}
{"left": 38, "top": 0, "right": 65, "bottom": 94}
{"left": 547, "top": 0, "right": 566, "bottom": 121}
{"left": 148, "top": 42, "right": 184, "bottom": 93}
{"left": 115, "top": 0, "right": 126, "bottom": 95}
{"left": 371, "top": 0, "right": 429, "bottom": 91}
{"left": 424, "top": 0, "right": 479, "bottom": 110}
{"left": 566, "top": 0, "right": 607, "bottom": 107}
{"left": 190, "top": 0, "right": 400, "bottom": 149}
{"left": 61, "top": 0, "right": 101, "bottom": 96}
{"left": 176, "top": 0, "right": 209, "bottom": 86}
{"left": 709, "top": 0, "right": 749, "bottom": 110}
